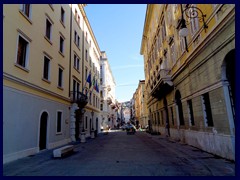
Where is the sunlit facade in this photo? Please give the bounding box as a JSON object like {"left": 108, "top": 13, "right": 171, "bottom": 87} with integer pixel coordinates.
{"left": 3, "top": 4, "right": 102, "bottom": 164}
{"left": 134, "top": 80, "right": 148, "bottom": 128}
{"left": 100, "top": 51, "right": 117, "bottom": 129}
{"left": 140, "top": 4, "right": 235, "bottom": 160}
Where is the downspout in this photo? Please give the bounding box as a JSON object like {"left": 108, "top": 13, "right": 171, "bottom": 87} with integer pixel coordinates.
{"left": 69, "top": 4, "right": 73, "bottom": 97}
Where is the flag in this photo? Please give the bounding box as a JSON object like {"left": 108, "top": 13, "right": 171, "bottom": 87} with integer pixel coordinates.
{"left": 82, "top": 72, "right": 91, "bottom": 93}
{"left": 91, "top": 76, "right": 95, "bottom": 89}
{"left": 86, "top": 72, "right": 92, "bottom": 87}
{"left": 95, "top": 81, "right": 99, "bottom": 93}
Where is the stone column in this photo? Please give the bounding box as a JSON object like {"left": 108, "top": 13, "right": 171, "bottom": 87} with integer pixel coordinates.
{"left": 70, "top": 103, "right": 79, "bottom": 142}
{"left": 80, "top": 108, "right": 86, "bottom": 143}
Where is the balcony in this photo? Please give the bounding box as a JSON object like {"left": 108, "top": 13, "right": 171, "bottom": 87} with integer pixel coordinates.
{"left": 150, "top": 69, "right": 173, "bottom": 99}
{"left": 70, "top": 91, "right": 88, "bottom": 108}
{"left": 107, "top": 97, "right": 112, "bottom": 105}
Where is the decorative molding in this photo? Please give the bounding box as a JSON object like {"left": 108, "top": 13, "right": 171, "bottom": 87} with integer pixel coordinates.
{"left": 3, "top": 72, "right": 70, "bottom": 102}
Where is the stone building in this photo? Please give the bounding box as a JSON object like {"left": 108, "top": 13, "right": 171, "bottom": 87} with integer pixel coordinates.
{"left": 140, "top": 4, "right": 235, "bottom": 160}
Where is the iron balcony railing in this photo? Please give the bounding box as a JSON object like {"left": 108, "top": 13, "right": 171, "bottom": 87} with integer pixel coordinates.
{"left": 70, "top": 91, "right": 88, "bottom": 107}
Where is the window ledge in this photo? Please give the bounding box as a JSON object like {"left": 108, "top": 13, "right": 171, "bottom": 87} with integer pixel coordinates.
{"left": 14, "top": 63, "right": 29, "bottom": 73}
{"left": 44, "top": 36, "right": 53, "bottom": 45}
{"left": 58, "top": 51, "right": 65, "bottom": 58}
{"left": 74, "top": 42, "right": 80, "bottom": 50}
{"left": 49, "top": 4, "right": 54, "bottom": 11}
{"left": 60, "top": 20, "right": 65, "bottom": 28}
{"left": 19, "top": 10, "right": 32, "bottom": 24}
{"left": 73, "top": 67, "right": 80, "bottom": 73}
{"left": 56, "top": 132, "right": 62, "bottom": 135}
{"left": 58, "top": 86, "right": 64, "bottom": 90}
{"left": 42, "top": 78, "right": 51, "bottom": 84}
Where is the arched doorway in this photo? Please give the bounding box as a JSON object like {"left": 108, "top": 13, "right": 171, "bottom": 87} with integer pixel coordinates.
{"left": 163, "top": 97, "right": 170, "bottom": 136}
{"left": 175, "top": 90, "right": 184, "bottom": 126}
{"left": 222, "top": 49, "right": 235, "bottom": 124}
{"left": 39, "top": 112, "right": 48, "bottom": 150}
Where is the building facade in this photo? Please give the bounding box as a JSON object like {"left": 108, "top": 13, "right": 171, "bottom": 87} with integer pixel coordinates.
{"left": 140, "top": 4, "right": 235, "bottom": 160}
{"left": 100, "top": 51, "right": 117, "bottom": 129}
{"left": 69, "top": 4, "right": 101, "bottom": 141}
{"left": 134, "top": 80, "right": 148, "bottom": 128}
{"left": 3, "top": 4, "right": 102, "bottom": 164}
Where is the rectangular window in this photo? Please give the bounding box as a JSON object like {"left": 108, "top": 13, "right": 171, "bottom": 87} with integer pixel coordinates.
{"left": 45, "top": 19, "right": 52, "bottom": 40}
{"left": 73, "top": 79, "right": 80, "bottom": 99}
{"left": 60, "top": 36, "right": 64, "bottom": 54}
{"left": 58, "top": 68, "right": 63, "bottom": 88}
{"left": 202, "top": 93, "right": 214, "bottom": 127}
{"left": 61, "top": 7, "right": 65, "bottom": 24}
{"left": 17, "top": 35, "right": 29, "bottom": 68}
{"left": 77, "top": 35, "right": 80, "bottom": 47}
{"left": 74, "top": 54, "right": 80, "bottom": 70}
{"left": 43, "top": 56, "right": 50, "bottom": 80}
{"left": 74, "top": 31, "right": 77, "bottom": 43}
{"left": 187, "top": 100, "right": 195, "bottom": 126}
{"left": 21, "top": 4, "right": 31, "bottom": 18}
{"left": 57, "top": 111, "right": 62, "bottom": 133}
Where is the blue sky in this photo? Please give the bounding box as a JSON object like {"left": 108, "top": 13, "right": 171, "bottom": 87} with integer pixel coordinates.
{"left": 85, "top": 4, "right": 147, "bottom": 103}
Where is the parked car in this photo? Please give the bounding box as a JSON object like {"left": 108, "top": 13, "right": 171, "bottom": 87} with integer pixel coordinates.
{"left": 119, "top": 124, "right": 127, "bottom": 131}
{"left": 126, "top": 123, "right": 136, "bottom": 135}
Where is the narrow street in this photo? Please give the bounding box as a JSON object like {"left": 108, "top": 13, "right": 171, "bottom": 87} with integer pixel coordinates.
{"left": 3, "top": 131, "right": 235, "bottom": 176}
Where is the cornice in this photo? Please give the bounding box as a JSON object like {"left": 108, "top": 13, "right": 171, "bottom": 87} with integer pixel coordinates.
{"left": 3, "top": 72, "right": 70, "bottom": 103}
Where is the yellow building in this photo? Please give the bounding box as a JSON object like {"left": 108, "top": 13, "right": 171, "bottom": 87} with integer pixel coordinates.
{"left": 69, "top": 4, "right": 101, "bottom": 141}
{"left": 134, "top": 80, "right": 148, "bottom": 128}
{"left": 140, "top": 4, "right": 235, "bottom": 160}
{"left": 3, "top": 4, "right": 101, "bottom": 164}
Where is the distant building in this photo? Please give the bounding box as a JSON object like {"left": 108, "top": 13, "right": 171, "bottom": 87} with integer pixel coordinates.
{"left": 140, "top": 4, "right": 235, "bottom": 160}
{"left": 100, "top": 51, "right": 117, "bottom": 129}
{"left": 133, "top": 80, "right": 148, "bottom": 128}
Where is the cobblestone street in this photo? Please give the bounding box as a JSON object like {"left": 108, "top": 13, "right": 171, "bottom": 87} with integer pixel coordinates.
{"left": 3, "top": 131, "right": 235, "bottom": 176}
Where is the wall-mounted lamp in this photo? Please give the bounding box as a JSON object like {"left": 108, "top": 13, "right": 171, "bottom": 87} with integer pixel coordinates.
{"left": 177, "top": 4, "right": 208, "bottom": 52}
{"left": 179, "top": 4, "right": 208, "bottom": 37}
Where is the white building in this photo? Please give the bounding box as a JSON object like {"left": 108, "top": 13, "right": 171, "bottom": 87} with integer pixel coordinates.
{"left": 100, "top": 51, "right": 117, "bottom": 129}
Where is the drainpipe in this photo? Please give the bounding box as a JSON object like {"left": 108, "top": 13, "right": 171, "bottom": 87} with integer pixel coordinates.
{"left": 69, "top": 4, "right": 73, "bottom": 97}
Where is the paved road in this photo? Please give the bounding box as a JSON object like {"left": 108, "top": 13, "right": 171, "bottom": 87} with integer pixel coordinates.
{"left": 3, "top": 131, "right": 235, "bottom": 176}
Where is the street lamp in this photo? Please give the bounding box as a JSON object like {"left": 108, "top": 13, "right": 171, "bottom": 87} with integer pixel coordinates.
{"left": 177, "top": 4, "right": 208, "bottom": 51}
{"left": 91, "top": 110, "right": 95, "bottom": 139}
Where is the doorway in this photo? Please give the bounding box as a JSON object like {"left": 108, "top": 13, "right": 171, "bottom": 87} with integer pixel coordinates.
{"left": 39, "top": 112, "right": 48, "bottom": 150}
{"left": 222, "top": 49, "right": 235, "bottom": 124}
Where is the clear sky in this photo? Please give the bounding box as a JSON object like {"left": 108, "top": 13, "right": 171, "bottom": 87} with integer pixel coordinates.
{"left": 85, "top": 4, "right": 147, "bottom": 103}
